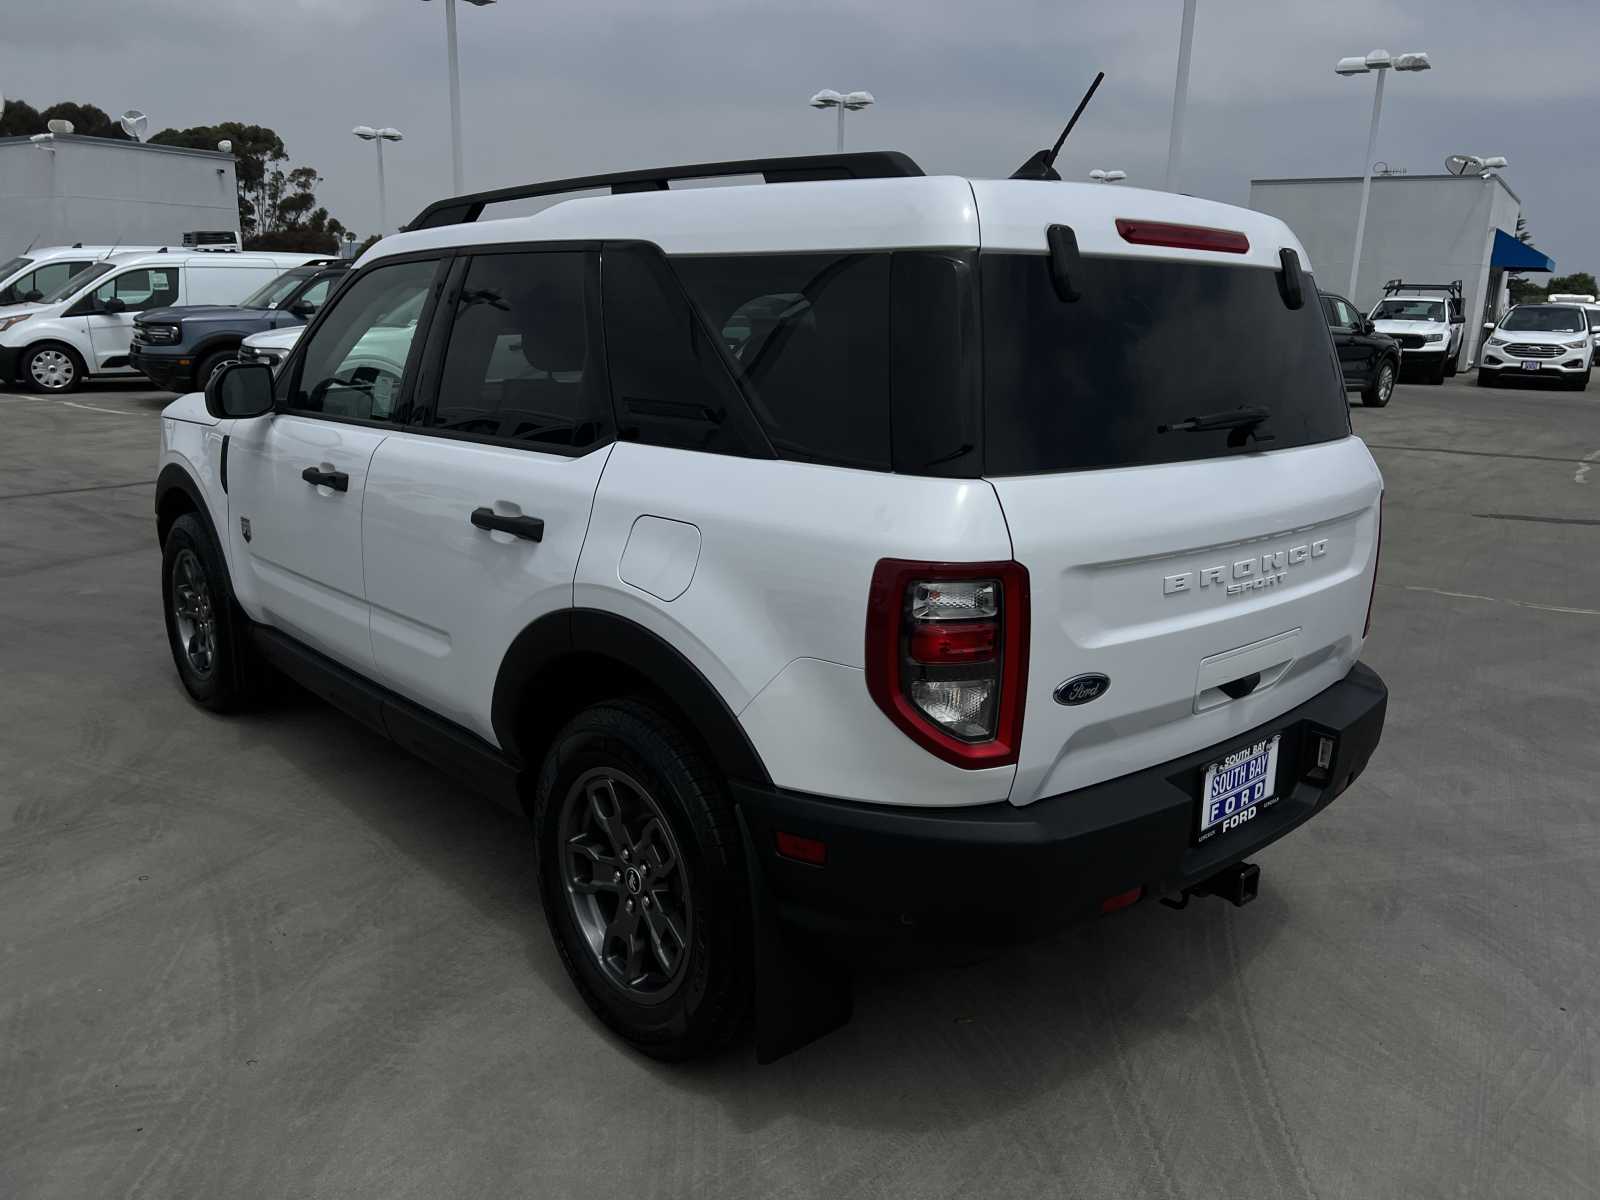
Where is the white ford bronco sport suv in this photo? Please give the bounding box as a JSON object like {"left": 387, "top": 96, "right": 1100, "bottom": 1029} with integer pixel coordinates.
{"left": 154, "top": 152, "right": 1388, "bottom": 1061}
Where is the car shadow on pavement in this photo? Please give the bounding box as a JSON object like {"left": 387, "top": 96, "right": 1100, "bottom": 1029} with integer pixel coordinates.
{"left": 256, "top": 679, "right": 1283, "bottom": 1135}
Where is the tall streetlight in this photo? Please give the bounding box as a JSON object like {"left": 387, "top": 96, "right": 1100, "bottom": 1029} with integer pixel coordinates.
{"left": 353, "top": 126, "right": 404, "bottom": 234}
{"left": 1337, "top": 49, "right": 1431, "bottom": 300}
{"left": 422, "top": 0, "right": 495, "bottom": 195}
{"left": 809, "top": 90, "right": 875, "bottom": 153}
{"left": 1164, "top": 0, "right": 1198, "bottom": 191}
{"left": 1089, "top": 169, "right": 1127, "bottom": 183}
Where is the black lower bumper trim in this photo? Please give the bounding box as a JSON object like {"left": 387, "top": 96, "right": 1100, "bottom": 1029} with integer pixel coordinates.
{"left": 735, "top": 662, "right": 1387, "bottom": 943}
{"left": 130, "top": 351, "right": 190, "bottom": 391}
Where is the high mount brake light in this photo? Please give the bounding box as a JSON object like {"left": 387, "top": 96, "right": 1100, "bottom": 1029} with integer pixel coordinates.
{"left": 1116, "top": 218, "right": 1250, "bottom": 255}
{"left": 865, "top": 559, "right": 1029, "bottom": 768}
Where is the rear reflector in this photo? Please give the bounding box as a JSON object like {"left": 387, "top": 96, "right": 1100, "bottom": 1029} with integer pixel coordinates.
{"left": 775, "top": 831, "right": 827, "bottom": 866}
{"left": 1100, "top": 887, "right": 1143, "bottom": 914}
{"left": 1116, "top": 218, "right": 1250, "bottom": 255}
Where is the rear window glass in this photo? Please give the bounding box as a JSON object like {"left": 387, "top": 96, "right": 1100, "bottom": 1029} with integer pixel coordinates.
{"left": 981, "top": 254, "right": 1348, "bottom": 475}
{"left": 672, "top": 253, "right": 892, "bottom": 470}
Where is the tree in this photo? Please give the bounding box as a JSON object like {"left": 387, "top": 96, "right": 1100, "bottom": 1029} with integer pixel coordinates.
{"left": 1547, "top": 272, "right": 1598, "bottom": 297}
{"left": 150, "top": 122, "right": 288, "bottom": 238}
{"left": 0, "top": 98, "right": 42, "bottom": 137}
{"left": 0, "top": 98, "right": 128, "bottom": 139}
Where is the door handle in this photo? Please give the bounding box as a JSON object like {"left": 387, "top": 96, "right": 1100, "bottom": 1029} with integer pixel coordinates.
{"left": 301, "top": 466, "right": 350, "bottom": 492}
{"left": 470, "top": 507, "right": 544, "bottom": 542}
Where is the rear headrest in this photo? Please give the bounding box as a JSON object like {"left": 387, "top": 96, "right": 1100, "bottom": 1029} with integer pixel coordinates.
{"left": 515, "top": 282, "right": 587, "bottom": 374}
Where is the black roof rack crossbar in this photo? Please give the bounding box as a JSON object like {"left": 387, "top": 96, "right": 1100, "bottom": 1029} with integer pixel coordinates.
{"left": 1382, "top": 279, "right": 1463, "bottom": 298}
{"left": 405, "top": 151, "right": 924, "bottom": 231}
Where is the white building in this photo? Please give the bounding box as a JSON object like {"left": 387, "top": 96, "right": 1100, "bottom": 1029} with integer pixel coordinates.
{"left": 1248, "top": 172, "right": 1554, "bottom": 366}
{"left": 0, "top": 134, "right": 239, "bottom": 259}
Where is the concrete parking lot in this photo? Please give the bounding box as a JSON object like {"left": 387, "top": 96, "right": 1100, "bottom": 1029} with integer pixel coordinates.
{"left": 2, "top": 375, "right": 1597, "bottom": 1199}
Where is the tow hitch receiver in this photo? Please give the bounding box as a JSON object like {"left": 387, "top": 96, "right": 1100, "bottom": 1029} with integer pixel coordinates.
{"left": 1161, "top": 861, "right": 1261, "bottom": 910}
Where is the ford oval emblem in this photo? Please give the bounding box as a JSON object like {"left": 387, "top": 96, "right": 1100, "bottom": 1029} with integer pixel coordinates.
{"left": 1054, "top": 673, "right": 1110, "bottom": 706}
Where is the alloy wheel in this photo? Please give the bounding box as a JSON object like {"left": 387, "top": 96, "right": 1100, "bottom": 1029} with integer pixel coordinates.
{"left": 29, "top": 349, "right": 75, "bottom": 391}
{"left": 1377, "top": 364, "right": 1394, "bottom": 403}
{"left": 170, "top": 548, "right": 217, "bottom": 678}
{"left": 557, "top": 766, "right": 693, "bottom": 1001}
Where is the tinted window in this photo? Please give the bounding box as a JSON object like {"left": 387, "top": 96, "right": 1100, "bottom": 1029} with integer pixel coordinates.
{"left": 891, "top": 251, "right": 981, "bottom": 476}
{"left": 3, "top": 260, "right": 89, "bottom": 304}
{"left": 1499, "top": 305, "right": 1585, "bottom": 333}
{"left": 291, "top": 258, "right": 437, "bottom": 422}
{"left": 673, "top": 253, "right": 892, "bottom": 470}
{"left": 94, "top": 267, "right": 180, "bottom": 312}
{"left": 601, "top": 243, "right": 768, "bottom": 458}
{"left": 1372, "top": 299, "right": 1444, "bottom": 322}
{"left": 982, "top": 254, "right": 1348, "bottom": 475}
{"left": 429, "top": 251, "right": 612, "bottom": 452}
{"left": 45, "top": 262, "right": 114, "bottom": 304}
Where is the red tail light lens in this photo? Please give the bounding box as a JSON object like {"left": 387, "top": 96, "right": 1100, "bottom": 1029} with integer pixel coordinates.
{"left": 865, "top": 559, "right": 1030, "bottom": 768}
{"left": 1364, "top": 490, "right": 1383, "bottom": 637}
{"left": 1116, "top": 218, "right": 1250, "bottom": 254}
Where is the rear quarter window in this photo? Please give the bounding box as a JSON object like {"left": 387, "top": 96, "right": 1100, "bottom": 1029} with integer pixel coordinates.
{"left": 981, "top": 253, "right": 1348, "bottom": 475}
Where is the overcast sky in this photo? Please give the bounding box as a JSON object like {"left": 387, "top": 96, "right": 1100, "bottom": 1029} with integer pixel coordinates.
{"left": 4, "top": 0, "right": 1596, "bottom": 272}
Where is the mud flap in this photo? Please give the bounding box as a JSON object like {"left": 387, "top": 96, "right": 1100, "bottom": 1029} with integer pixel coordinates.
{"left": 737, "top": 808, "right": 853, "bottom": 1063}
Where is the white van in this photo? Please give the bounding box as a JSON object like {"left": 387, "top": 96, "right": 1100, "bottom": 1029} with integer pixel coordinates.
{"left": 0, "top": 246, "right": 169, "bottom": 308}
{"left": 0, "top": 249, "right": 316, "bottom": 392}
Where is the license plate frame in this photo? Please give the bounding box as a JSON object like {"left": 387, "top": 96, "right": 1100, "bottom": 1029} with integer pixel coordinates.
{"left": 1196, "top": 734, "right": 1281, "bottom": 844}
{"left": 1521, "top": 359, "right": 1541, "bottom": 372}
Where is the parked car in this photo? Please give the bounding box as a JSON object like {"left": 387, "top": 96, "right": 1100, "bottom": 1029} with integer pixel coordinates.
{"left": 238, "top": 325, "right": 305, "bottom": 372}
{"left": 1321, "top": 291, "right": 1401, "bottom": 407}
{"left": 1368, "top": 280, "right": 1465, "bottom": 384}
{"left": 130, "top": 259, "right": 348, "bottom": 392}
{"left": 155, "top": 153, "right": 1387, "bottom": 1061}
{"left": 1478, "top": 303, "right": 1595, "bottom": 389}
{"left": 0, "top": 249, "right": 317, "bottom": 393}
{"left": 0, "top": 245, "right": 159, "bottom": 308}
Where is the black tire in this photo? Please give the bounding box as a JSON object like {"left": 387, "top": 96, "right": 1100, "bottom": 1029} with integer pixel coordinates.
{"left": 1427, "top": 354, "right": 1447, "bottom": 385}
{"left": 1566, "top": 367, "right": 1591, "bottom": 392}
{"left": 533, "top": 698, "right": 752, "bottom": 1061}
{"left": 161, "top": 511, "right": 262, "bottom": 711}
{"left": 22, "top": 342, "right": 86, "bottom": 394}
{"left": 1361, "top": 358, "right": 1396, "bottom": 407}
{"left": 1444, "top": 341, "right": 1461, "bottom": 377}
{"left": 193, "top": 349, "right": 235, "bottom": 392}
{"left": 1476, "top": 369, "right": 1497, "bottom": 388}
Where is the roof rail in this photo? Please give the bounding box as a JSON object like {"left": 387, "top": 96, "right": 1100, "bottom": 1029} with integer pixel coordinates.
{"left": 1382, "top": 278, "right": 1463, "bottom": 299}
{"left": 405, "top": 151, "right": 925, "bottom": 231}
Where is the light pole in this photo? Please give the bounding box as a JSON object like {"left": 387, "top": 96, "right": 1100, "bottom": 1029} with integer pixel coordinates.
{"left": 809, "top": 90, "right": 875, "bottom": 153}
{"left": 1089, "top": 169, "right": 1127, "bottom": 183}
{"left": 422, "top": 0, "right": 494, "bottom": 195}
{"left": 1164, "top": 0, "right": 1198, "bottom": 191}
{"left": 1337, "top": 49, "right": 1431, "bottom": 301}
{"left": 353, "top": 126, "right": 404, "bottom": 234}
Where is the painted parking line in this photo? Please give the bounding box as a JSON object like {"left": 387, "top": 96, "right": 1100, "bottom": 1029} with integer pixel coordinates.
{"left": 0, "top": 391, "right": 163, "bottom": 417}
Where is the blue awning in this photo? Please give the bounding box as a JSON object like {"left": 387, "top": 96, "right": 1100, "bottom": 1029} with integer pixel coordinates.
{"left": 1492, "top": 228, "right": 1555, "bottom": 273}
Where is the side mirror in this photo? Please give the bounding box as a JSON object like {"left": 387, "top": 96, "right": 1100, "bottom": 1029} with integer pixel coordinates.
{"left": 205, "top": 359, "right": 275, "bottom": 420}
{"left": 289, "top": 301, "right": 317, "bottom": 319}
{"left": 1482, "top": 321, "right": 1497, "bottom": 334}
{"left": 101, "top": 296, "right": 127, "bottom": 314}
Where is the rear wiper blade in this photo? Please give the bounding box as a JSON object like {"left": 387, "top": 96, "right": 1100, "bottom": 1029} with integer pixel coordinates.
{"left": 1156, "top": 405, "right": 1272, "bottom": 434}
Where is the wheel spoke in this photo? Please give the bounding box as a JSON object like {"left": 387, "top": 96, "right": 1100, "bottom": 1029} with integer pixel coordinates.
{"left": 586, "top": 776, "right": 630, "bottom": 856}
{"left": 604, "top": 905, "right": 645, "bottom": 982}
{"left": 634, "top": 817, "right": 678, "bottom": 880}
{"left": 641, "top": 900, "right": 687, "bottom": 976}
{"left": 565, "top": 835, "right": 621, "bottom": 894}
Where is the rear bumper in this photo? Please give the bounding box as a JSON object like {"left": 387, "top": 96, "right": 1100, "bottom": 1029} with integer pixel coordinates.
{"left": 130, "top": 349, "right": 193, "bottom": 391}
{"left": 737, "top": 661, "right": 1387, "bottom": 944}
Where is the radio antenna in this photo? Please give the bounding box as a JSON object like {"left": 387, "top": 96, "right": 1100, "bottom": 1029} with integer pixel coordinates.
{"left": 1010, "top": 71, "right": 1106, "bottom": 181}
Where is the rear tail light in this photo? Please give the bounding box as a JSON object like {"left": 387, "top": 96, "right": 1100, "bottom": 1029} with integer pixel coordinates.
{"left": 1364, "top": 490, "right": 1383, "bottom": 637}
{"left": 1115, "top": 218, "right": 1250, "bottom": 254}
{"left": 866, "top": 560, "right": 1029, "bottom": 768}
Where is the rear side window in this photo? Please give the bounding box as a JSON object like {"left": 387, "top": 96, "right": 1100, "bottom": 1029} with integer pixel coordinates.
{"left": 429, "top": 251, "right": 612, "bottom": 453}
{"left": 600, "top": 243, "right": 768, "bottom": 458}
{"left": 673, "top": 253, "right": 892, "bottom": 470}
{"left": 981, "top": 254, "right": 1348, "bottom": 475}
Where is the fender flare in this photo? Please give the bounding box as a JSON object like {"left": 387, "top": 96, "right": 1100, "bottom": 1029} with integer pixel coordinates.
{"left": 188, "top": 332, "right": 248, "bottom": 365}
{"left": 155, "top": 461, "right": 224, "bottom": 551}
{"left": 491, "top": 608, "right": 772, "bottom": 786}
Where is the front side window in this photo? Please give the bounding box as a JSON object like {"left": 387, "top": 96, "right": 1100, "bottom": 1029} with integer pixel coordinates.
{"left": 1499, "top": 305, "right": 1585, "bottom": 333}
{"left": 95, "top": 267, "right": 179, "bottom": 312}
{"left": 44, "top": 262, "right": 114, "bottom": 304}
{"left": 1372, "top": 299, "right": 1444, "bottom": 322}
{"left": 428, "top": 251, "right": 612, "bottom": 452}
{"left": 673, "top": 252, "right": 893, "bottom": 470}
{"left": 3, "top": 260, "right": 90, "bottom": 304}
{"left": 982, "top": 254, "right": 1348, "bottom": 475}
{"left": 293, "top": 276, "right": 335, "bottom": 313}
{"left": 291, "top": 258, "right": 438, "bottom": 422}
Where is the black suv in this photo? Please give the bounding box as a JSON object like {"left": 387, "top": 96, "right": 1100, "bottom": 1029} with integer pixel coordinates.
{"left": 1321, "top": 291, "right": 1401, "bottom": 407}
{"left": 131, "top": 259, "right": 347, "bottom": 392}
